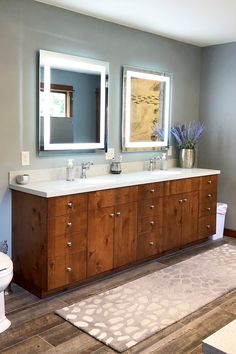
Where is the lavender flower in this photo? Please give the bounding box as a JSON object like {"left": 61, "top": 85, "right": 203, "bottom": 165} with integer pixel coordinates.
{"left": 171, "top": 121, "right": 205, "bottom": 149}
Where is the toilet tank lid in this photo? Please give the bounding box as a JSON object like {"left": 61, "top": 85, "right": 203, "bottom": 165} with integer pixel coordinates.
{"left": 0, "top": 252, "right": 12, "bottom": 271}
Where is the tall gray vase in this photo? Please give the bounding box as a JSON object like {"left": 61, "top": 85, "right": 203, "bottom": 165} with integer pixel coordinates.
{"left": 179, "top": 148, "right": 195, "bottom": 168}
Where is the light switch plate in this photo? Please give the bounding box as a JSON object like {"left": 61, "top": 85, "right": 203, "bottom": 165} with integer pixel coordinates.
{"left": 105, "top": 148, "right": 115, "bottom": 160}
{"left": 21, "top": 151, "right": 30, "bottom": 166}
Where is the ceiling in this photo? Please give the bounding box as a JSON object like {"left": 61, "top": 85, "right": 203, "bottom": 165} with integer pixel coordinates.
{"left": 35, "top": 0, "right": 236, "bottom": 47}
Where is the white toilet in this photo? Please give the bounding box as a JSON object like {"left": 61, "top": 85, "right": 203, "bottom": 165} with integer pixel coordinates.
{"left": 0, "top": 252, "right": 13, "bottom": 333}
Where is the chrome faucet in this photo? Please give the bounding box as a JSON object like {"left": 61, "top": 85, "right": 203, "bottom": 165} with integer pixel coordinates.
{"left": 80, "top": 161, "right": 93, "bottom": 179}
{"left": 148, "top": 155, "right": 161, "bottom": 171}
{"left": 148, "top": 158, "right": 154, "bottom": 171}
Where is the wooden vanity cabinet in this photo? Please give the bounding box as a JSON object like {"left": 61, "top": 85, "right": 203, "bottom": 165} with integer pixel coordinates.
{"left": 136, "top": 182, "right": 164, "bottom": 260}
{"left": 47, "top": 194, "right": 88, "bottom": 290}
{"left": 198, "top": 175, "right": 217, "bottom": 239}
{"left": 87, "top": 186, "right": 138, "bottom": 277}
{"left": 12, "top": 191, "right": 88, "bottom": 297}
{"left": 12, "top": 173, "right": 218, "bottom": 298}
{"left": 161, "top": 178, "right": 200, "bottom": 252}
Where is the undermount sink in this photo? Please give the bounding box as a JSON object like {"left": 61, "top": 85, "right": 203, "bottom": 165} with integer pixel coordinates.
{"left": 149, "top": 170, "right": 182, "bottom": 175}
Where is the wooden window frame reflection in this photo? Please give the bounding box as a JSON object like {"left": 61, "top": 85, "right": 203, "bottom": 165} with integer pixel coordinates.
{"left": 40, "top": 83, "right": 73, "bottom": 118}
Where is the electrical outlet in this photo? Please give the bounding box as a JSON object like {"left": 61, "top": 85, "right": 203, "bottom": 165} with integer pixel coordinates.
{"left": 167, "top": 146, "right": 172, "bottom": 156}
{"left": 21, "top": 151, "right": 30, "bottom": 166}
{"left": 105, "top": 148, "right": 115, "bottom": 160}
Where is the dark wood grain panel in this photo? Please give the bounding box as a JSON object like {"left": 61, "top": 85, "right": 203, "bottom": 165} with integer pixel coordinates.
{"left": 200, "top": 174, "right": 218, "bottom": 191}
{"left": 12, "top": 191, "right": 48, "bottom": 291}
{"left": 48, "top": 232, "right": 87, "bottom": 258}
{"left": 181, "top": 191, "right": 199, "bottom": 245}
{"left": 138, "top": 197, "right": 163, "bottom": 217}
{"left": 114, "top": 202, "right": 137, "bottom": 268}
{"left": 88, "top": 186, "right": 138, "bottom": 210}
{"left": 138, "top": 182, "right": 164, "bottom": 200}
{"left": 48, "top": 212, "right": 87, "bottom": 237}
{"left": 87, "top": 206, "right": 114, "bottom": 277}
{"left": 136, "top": 231, "right": 161, "bottom": 260}
{"left": 164, "top": 177, "right": 200, "bottom": 195}
{"left": 48, "top": 193, "right": 87, "bottom": 217}
{"left": 199, "top": 214, "right": 216, "bottom": 239}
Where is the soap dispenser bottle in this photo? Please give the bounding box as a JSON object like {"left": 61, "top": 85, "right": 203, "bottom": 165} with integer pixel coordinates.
{"left": 66, "top": 159, "right": 75, "bottom": 181}
{"left": 160, "top": 153, "right": 168, "bottom": 170}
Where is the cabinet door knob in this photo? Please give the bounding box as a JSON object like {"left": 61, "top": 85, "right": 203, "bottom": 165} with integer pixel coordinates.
{"left": 116, "top": 211, "right": 121, "bottom": 216}
{"left": 67, "top": 222, "right": 72, "bottom": 227}
{"left": 207, "top": 194, "right": 212, "bottom": 198}
{"left": 150, "top": 221, "right": 155, "bottom": 225}
{"left": 149, "top": 241, "right": 154, "bottom": 246}
{"left": 206, "top": 224, "right": 211, "bottom": 229}
{"left": 67, "top": 267, "right": 72, "bottom": 272}
{"left": 67, "top": 202, "right": 73, "bottom": 208}
{"left": 109, "top": 213, "right": 115, "bottom": 217}
{"left": 179, "top": 199, "right": 183, "bottom": 203}
{"left": 183, "top": 198, "right": 187, "bottom": 202}
{"left": 206, "top": 207, "right": 211, "bottom": 211}
{"left": 208, "top": 180, "right": 212, "bottom": 184}
{"left": 150, "top": 205, "right": 155, "bottom": 209}
{"left": 67, "top": 241, "right": 72, "bottom": 247}
{"left": 150, "top": 189, "right": 155, "bottom": 193}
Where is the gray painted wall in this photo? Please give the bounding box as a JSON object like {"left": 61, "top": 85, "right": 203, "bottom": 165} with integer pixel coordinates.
{"left": 0, "top": 0, "right": 201, "bottom": 253}
{"left": 199, "top": 43, "right": 236, "bottom": 230}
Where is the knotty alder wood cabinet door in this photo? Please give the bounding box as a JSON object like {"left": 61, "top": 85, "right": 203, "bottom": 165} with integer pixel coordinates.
{"left": 87, "top": 187, "right": 138, "bottom": 277}
{"left": 161, "top": 178, "right": 200, "bottom": 252}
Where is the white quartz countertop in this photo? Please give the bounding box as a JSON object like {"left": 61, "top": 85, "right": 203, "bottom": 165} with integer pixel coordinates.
{"left": 9, "top": 168, "right": 220, "bottom": 198}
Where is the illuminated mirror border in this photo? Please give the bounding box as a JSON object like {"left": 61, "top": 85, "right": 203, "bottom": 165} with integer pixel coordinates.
{"left": 122, "top": 66, "right": 171, "bottom": 151}
{"left": 39, "top": 50, "right": 108, "bottom": 151}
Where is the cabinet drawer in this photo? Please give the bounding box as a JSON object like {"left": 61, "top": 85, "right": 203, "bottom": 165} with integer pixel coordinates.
{"left": 138, "top": 182, "right": 164, "bottom": 200}
{"left": 88, "top": 186, "right": 138, "bottom": 209}
{"left": 200, "top": 175, "right": 217, "bottom": 191}
{"left": 199, "top": 201, "right": 217, "bottom": 217}
{"left": 199, "top": 189, "right": 217, "bottom": 205}
{"left": 136, "top": 232, "right": 160, "bottom": 260}
{"left": 48, "top": 212, "right": 87, "bottom": 237}
{"left": 199, "top": 214, "right": 216, "bottom": 239}
{"left": 138, "top": 198, "right": 163, "bottom": 217}
{"left": 164, "top": 177, "right": 200, "bottom": 195}
{"left": 138, "top": 216, "right": 162, "bottom": 234}
{"left": 47, "top": 251, "right": 87, "bottom": 290}
{"left": 48, "top": 232, "right": 87, "bottom": 258}
{"left": 48, "top": 194, "right": 88, "bottom": 217}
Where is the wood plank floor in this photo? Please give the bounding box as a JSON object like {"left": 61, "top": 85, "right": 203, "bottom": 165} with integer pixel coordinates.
{"left": 1, "top": 237, "right": 236, "bottom": 354}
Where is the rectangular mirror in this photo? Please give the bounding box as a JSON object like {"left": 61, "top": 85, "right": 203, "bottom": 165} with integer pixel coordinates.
{"left": 122, "top": 66, "right": 171, "bottom": 151}
{"left": 39, "top": 50, "right": 109, "bottom": 151}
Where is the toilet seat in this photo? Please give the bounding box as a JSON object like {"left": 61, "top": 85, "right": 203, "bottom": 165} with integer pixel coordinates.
{"left": 0, "top": 253, "right": 13, "bottom": 274}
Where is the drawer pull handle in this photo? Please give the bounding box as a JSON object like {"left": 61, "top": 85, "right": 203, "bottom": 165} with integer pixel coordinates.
{"left": 150, "top": 189, "right": 155, "bottom": 193}
{"left": 109, "top": 213, "right": 115, "bottom": 217}
{"left": 207, "top": 194, "right": 212, "bottom": 198}
{"left": 67, "top": 202, "right": 73, "bottom": 208}
{"left": 149, "top": 241, "right": 154, "bottom": 246}
{"left": 206, "top": 207, "right": 211, "bottom": 211}
{"left": 150, "top": 205, "right": 155, "bottom": 209}
{"left": 67, "top": 267, "right": 72, "bottom": 272}
{"left": 150, "top": 221, "right": 155, "bottom": 225}
{"left": 183, "top": 198, "right": 187, "bottom": 202}
{"left": 206, "top": 224, "right": 211, "bottom": 229}
{"left": 67, "top": 222, "right": 72, "bottom": 228}
{"left": 116, "top": 211, "right": 121, "bottom": 216}
{"left": 67, "top": 241, "right": 72, "bottom": 247}
{"left": 179, "top": 199, "right": 183, "bottom": 203}
{"left": 208, "top": 180, "right": 212, "bottom": 184}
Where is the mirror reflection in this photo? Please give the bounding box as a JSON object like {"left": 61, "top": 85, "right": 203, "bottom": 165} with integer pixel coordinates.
{"left": 122, "top": 66, "right": 171, "bottom": 151}
{"left": 39, "top": 50, "right": 108, "bottom": 151}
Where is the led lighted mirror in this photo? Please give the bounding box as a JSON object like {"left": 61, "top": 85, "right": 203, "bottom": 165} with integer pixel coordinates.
{"left": 122, "top": 66, "right": 171, "bottom": 151}
{"left": 39, "top": 50, "right": 108, "bottom": 151}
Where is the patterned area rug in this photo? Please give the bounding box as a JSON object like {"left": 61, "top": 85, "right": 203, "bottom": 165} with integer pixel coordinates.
{"left": 56, "top": 244, "right": 236, "bottom": 352}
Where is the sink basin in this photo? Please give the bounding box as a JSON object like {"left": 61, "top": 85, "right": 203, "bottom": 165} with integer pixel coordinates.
{"left": 149, "top": 170, "right": 182, "bottom": 176}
